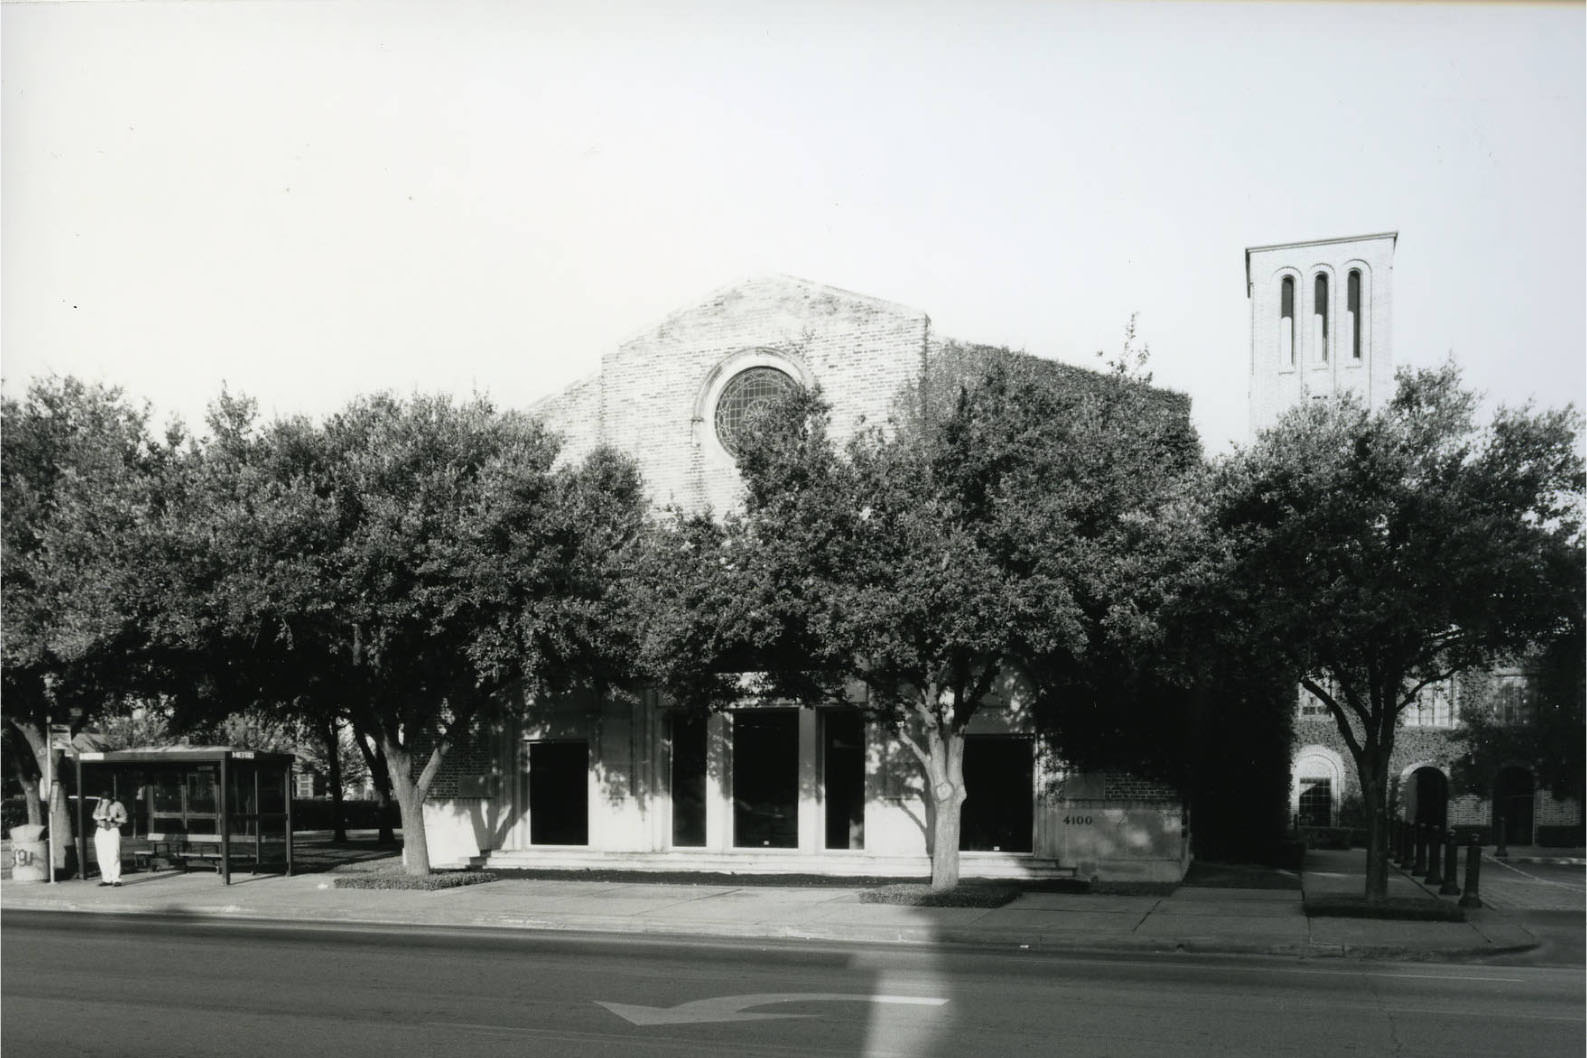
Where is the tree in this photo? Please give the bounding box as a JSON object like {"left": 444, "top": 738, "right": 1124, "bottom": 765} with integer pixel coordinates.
{"left": 1211, "top": 364, "right": 1584, "bottom": 900}
{"left": 177, "top": 393, "right": 647, "bottom": 874}
{"left": 1, "top": 377, "right": 181, "bottom": 866}
{"left": 644, "top": 347, "right": 1202, "bottom": 889}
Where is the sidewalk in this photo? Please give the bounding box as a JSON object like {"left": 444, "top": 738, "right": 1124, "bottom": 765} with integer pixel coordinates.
{"left": 0, "top": 845, "right": 1557, "bottom": 961}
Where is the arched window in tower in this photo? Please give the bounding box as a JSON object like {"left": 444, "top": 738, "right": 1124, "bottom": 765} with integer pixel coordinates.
{"left": 1313, "top": 274, "right": 1329, "bottom": 362}
{"left": 1279, "top": 276, "right": 1295, "bottom": 366}
{"left": 1347, "top": 270, "right": 1362, "bottom": 360}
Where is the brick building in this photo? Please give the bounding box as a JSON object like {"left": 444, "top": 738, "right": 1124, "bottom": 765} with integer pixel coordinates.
{"left": 417, "top": 274, "right": 1189, "bottom": 883}
{"left": 1253, "top": 235, "right": 1584, "bottom": 847}
{"left": 1291, "top": 671, "right": 1582, "bottom": 847}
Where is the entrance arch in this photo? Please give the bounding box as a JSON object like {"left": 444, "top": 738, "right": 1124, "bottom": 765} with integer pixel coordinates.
{"left": 1402, "top": 765, "right": 1449, "bottom": 831}
{"left": 1494, "top": 766, "right": 1535, "bottom": 846}
{"left": 1292, "top": 746, "right": 1345, "bottom": 828}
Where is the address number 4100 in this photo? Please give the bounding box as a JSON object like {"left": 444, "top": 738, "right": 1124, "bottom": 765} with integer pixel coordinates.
{"left": 1062, "top": 815, "right": 1094, "bottom": 826}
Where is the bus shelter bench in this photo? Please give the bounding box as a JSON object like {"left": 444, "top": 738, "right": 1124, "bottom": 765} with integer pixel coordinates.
{"left": 144, "top": 834, "right": 258, "bottom": 874}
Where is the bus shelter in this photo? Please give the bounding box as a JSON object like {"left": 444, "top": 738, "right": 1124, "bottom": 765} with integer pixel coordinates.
{"left": 74, "top": 747, "right": 295, "bottom": 885}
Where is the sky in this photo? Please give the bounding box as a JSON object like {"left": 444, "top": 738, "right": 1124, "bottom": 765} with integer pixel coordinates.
{"left": 4, "top": 0, "right": 1583, "bottom": 453}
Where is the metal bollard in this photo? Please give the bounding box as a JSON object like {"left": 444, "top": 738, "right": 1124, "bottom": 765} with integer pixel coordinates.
{"left": 1459, "top": 839, "right": 1483, "bottom": 909}
{"left": 1413, "top": 824, "right": 1429, "bottom": 874}
{"left": 1495, "top": 816, "right": 1509, "bottom": 859}
{"left": 1424, "top": 826, "right": 1444, "bottom": 887}
{"left": 1439, "top": 831, "right": 1462, "bottom": 896}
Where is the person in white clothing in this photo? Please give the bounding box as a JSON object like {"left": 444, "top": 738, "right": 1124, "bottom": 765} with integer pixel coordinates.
{"left": 92, "top": 795, "right": 128, "bottom": 886}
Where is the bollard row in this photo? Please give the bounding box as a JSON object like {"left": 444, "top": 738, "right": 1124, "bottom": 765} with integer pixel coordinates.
{"left": 1393, "top": 821, "right": 1483, "bottom": 907}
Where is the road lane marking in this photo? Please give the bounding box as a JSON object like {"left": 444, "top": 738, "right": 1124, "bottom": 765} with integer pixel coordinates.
{"left": 597, "top": 993, "right": 948, "bottom": 1025}
{"left": 1383, "top": 1007, "right": 1584, "bottom": 1022}
{"left": 1367, "top": 972, "right": 1525, "bottom": 982}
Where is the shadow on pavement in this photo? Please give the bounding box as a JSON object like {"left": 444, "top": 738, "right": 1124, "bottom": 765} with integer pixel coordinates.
{"left": 285, "top": 833, "right": 404, "bottom": 874}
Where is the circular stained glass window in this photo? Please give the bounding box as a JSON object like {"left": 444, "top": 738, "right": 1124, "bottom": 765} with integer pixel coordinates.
{"left": 714, "top": 366, "right": 798, "bottom": 456}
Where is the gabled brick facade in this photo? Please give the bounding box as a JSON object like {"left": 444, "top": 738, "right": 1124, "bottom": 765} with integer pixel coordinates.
{"left": 535, "top": 274, "right": 931, "bottom": 513}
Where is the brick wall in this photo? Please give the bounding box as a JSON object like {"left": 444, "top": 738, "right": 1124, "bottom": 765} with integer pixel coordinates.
{"left": 1101, "top": 772, "right": 1181, "bottom": 804}
{"left": 535, "top": 274, "right": 929, "bottom": 513}
{"left": 1292, "top": 714, "right": 1583, "bottom": 832}
{"left": 417, "top": 722, "right": 504, "bottom": 800}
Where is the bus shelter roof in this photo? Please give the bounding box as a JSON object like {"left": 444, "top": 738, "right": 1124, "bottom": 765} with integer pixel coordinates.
{"left": 75, "top": 747, "right": 295, "bottom": 767}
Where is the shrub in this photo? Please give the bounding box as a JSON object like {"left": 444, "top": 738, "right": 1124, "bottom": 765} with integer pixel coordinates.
{"left": 2, "top": 798, "right": 28, "bottom": 833}
{"left": 332, "top": 871, "right": 498, "bottom": 891}
{"left": 859, "top": 882, "right": 1022, "bottom": 907}
{"left": 293, "top": 799, "right": 398, "bottom": 832}
{"left": 1537, "top": 825, "right": 1585, "bottom": 848}
{"left": 1297, "top": 825, "right": 1353, "bottom": 850}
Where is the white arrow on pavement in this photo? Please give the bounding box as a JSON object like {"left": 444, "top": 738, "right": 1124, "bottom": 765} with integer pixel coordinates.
{"left": 597, "top": 993, "right": 948, "bottom": 1026}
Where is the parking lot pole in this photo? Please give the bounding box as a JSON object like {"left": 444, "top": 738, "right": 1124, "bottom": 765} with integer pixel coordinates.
{"left": 75, "top": 754, "right": 87, "bottom": 879}
{"left": 285, "top": 764, "right": 294, "bottom": 877}
{"left": 220, "top": 753, "right": 231, "bottom": 886}
{"left": 44, "top": 716, "right": 53, "bottom": 884}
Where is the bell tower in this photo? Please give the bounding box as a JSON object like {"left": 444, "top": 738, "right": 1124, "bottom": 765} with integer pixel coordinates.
{"left": 1246, "top": 232, "right": 1396, "bottom": 437}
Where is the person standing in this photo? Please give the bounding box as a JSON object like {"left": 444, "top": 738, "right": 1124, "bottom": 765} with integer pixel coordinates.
{"left": 92, "top": 795, "right": 128, "bottom": 886}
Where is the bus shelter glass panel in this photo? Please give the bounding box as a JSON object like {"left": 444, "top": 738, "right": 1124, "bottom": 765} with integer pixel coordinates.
{"left": 227, "top": 768, "right": 258, "bottom": 835}
{"left": 185, "top": 769, "right": 220, "bottom": 833}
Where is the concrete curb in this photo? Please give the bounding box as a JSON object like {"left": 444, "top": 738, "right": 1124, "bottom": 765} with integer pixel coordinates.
{"left": 2, "top": 894, "right": 1539, "bottom": 963}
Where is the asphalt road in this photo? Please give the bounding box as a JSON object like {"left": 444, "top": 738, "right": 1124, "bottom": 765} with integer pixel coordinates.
{"left": 4, "top": 911, "right": 1582, "bottom": 1058}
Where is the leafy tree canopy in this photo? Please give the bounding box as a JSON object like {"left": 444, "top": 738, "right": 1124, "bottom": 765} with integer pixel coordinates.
{"left": 166, "top": 392, "right": 649, "bottom": 873}
{"left": 2, "top": 377, "right": 186, "bottom": 855}
{"left": 642, "top": 345, "right": 1204, "bottom": 888}
{"left": 1211, "top": 363, "right": 1583, "bottom": 898}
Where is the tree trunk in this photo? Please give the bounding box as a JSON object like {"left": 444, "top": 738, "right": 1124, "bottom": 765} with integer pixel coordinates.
{"left": 11, "top": 752, "right": 42, "bottom": 827}
{"left": 15, "top": 719, "right": 74, "bottom": 874}
{"left": 1358, "top": 752, "right": 1391, "bottom": 902}
{"left": 380, "top": 737, "right": 436, "bottom": 876}
{"left": 923, "top": 725, "right": 968, "bottom": 891}
{"left": 324, "top": 718, "right": 347, "bottom": 844}
{"left": 352, "top": 721, "right": 398, "bottom": 844}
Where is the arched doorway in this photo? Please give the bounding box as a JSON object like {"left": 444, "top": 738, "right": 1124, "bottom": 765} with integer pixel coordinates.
{"left": 1292, "top": 748, "right": 1344, "bottom": 828}
{"left": 1406, "top": 766, "right": 1449, "bottom": 831}
{"left": 1494, "top": 766, "right": 1535, "bottom": 846}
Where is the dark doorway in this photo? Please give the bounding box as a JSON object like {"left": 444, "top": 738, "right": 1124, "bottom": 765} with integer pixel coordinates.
{"left": 529, "top": 740, "right": 588, "bottom": 846}
{"left": 671, "top": 715, "right": 708, "bottom": 848}
{"left": 733, "top": 710, "right": 799, "bottom": 848}
{"left": 960, "top": 735, "right": 1034, "bottom": 853}
{"left": 1494, "top": 766, "right": 1535, "bottom": 846}
{"left": 1411, "top": 767, "right": 1449, "bottom": 830}
{"left": 823, "top": 711, "right": 865, "bottom": 850}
